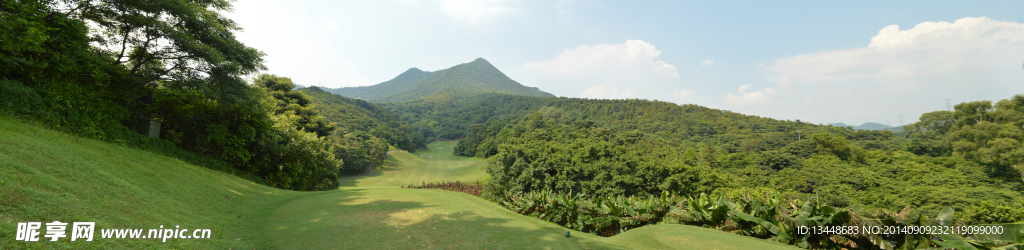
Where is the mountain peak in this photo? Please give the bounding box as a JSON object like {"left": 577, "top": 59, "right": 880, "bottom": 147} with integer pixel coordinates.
{"left": 398, "top": 67, "right": 427, "bottom": 76}
{"left": 470, "top": 57, "right": 491, "bottom": 64}
{"left": 324, "top": 58, "right": 554, "bottom": 102}
{"left": 457, "top": 58, "right": 498, "bottom": 71}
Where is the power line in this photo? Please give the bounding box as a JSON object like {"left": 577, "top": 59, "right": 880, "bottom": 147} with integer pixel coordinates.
{"left": 855, "top": 103, "right": 945, "bottom": 125}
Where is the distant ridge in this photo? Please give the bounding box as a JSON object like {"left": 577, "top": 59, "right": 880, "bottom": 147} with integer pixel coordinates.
{"left": 321, "top": 58, "right": 554, "bottom": 103}
{"left": 828, "top": 122, "right": 903, "bottom": 132}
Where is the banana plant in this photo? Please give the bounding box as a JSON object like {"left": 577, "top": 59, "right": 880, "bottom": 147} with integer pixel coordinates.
{"left": 932, "top": 206, "right": 1024, "bottom": 250}
{"left": 671, "top": 193, "right": 732, "bottom": 228}
{"left": 588, "top": 195, "right": 626, "bottom": 236}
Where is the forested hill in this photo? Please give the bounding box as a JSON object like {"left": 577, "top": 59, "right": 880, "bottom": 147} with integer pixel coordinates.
{"left": 464, "top": 95, "right": 1024, "bottom": 221}
{"left": 322, "top": 58, "right": 554, "bottom": 103}
{"left": 298, "top": 86, "right": 428, "bottom": 152}
{"left": 322, "top": 68, "right": 433, "bottom": 101}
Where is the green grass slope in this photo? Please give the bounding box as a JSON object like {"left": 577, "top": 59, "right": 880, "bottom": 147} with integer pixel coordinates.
{"left": 0, "top": 118, "right": 323, "bottom": 249}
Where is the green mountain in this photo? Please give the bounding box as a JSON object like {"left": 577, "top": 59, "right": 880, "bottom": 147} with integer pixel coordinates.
{"left": 856, "top": 122, "right": 892, "bottom": 130}
{"left": 323, "top": 67, "right": 433, "bottom": 101}
{"left": 828, "top": 122, "right": 903, "bottom": 132}
{"left": 298, "top": 86, "right": 428, "bottom": 152}
{"left": 323, "top": 58, "right": 554, "bottom": 103}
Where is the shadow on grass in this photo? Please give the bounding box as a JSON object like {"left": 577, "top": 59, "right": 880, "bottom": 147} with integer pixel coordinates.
{"left": 267, "top": 188, "right": 627, "bottom": 249}
{"left": 339, "top": 158, "right": 397, "bottom": 187}
{"left": 340, "top": 151, "right": 432, "bottom": 187}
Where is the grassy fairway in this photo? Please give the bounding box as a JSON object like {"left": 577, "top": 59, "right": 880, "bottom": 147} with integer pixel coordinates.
{"left": 603, "top": 225, "right": 798, "bottom": 249}
{"left": 342, "top": 141, "right": 488, "bottom": 187}
{"left": 268, "top": 186, "right": 797, "bottom": 250}
{"left": 1, "top": 118, "right": 795, "bottom": 249}
{"left": 267, "top": 187, "right": 612, "bottom": 249}
{"left": 289, "top": 141, "right": 797, "bottom": 250}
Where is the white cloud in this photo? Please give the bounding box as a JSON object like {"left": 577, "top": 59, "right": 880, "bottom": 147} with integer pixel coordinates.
{"left": 325, "top": 19, "right": 339, "bottom": 31}
{"left": 442, "top": 0, "right": 519, "bottom": 24}
{"left": 526, "top": 40, "right": 679, "bottom": 78}
{"left": 580, "top": 84, "right": 637, "bottom": 99}
{"left": 699, "top": 59, "right": 715, "bottom": 67}
{"left": 523, "top": 40, "right": 684, "bottom": 99}
{"left": 767, "top": 17, "right": 1024, "bottom": 92}
{"left": 722, "top": 84, "right": 778, "bottom": 106}
{"left": 399, "top": 0, "right": 424, "bottom": 6}
{"left": 755, "top": 16, "right": 1024, "bottom": 124}
{"left": 671, "top": 89, "right": 694, "bottom": 98}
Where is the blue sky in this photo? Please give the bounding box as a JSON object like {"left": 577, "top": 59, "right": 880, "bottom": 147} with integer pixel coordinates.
{"left": 224, "top": 0, "right": 1024, "bottom": 126}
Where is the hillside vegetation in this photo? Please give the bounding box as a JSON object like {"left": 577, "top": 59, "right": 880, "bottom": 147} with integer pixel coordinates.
{"left": 0, "top": 0, "right": 402, "bottom": 191}
{"left": 0, "top": 119, "right": 795, "bottom": 249}
{"left": 298, "top": 87, "right": 429, "bottom": 172}
{"left": 425, "top": 95, "right": 1024, "bottom": 249}
{"left": 382, "top": 93, "right": 555, "bottom": 140}
{"left": 273, "top": 141, "right": 796, "bottom": 250}
{"left": 453, "top": 97, "right": 1023, "bottom": 217}
{"left": 322, "top": 68, "right": 434, "bottom": 102}
{"left": 323, "top": 58, "right": 554, "bottom": 103}
{"left": 5, "top": 1, "right": 1024, "bottom": 248}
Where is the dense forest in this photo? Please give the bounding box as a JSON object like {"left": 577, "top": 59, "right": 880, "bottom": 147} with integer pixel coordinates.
{"left": 376, "top": 88, "right": 1024, "bottom": 248}
{"left": 446, "top": 96, "right": 1024, "bottom": 220}
{"left": 381, "top": 92, "right": 554, "bottom": 140}
{"left": 297, "top": 87, "right": 427, "bottom": 172}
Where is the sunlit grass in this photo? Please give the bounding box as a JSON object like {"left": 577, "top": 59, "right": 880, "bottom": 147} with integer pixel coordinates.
{"left": 342, "top": 141, "right": 488, "bottom": 187}
{"left": 0, "top": 117, "right": 325, "bottom": 249}
{"left": 0, "top": 118, "right": 795, "bottom": 249}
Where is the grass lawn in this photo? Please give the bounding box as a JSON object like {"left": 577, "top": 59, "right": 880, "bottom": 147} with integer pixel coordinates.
{"left": 268, "top": 186, "right": 797, "bottom": 250}
{"left": 342, "top": 141, "right": 488, "bottom": 187}
{"left": 0, "top": 117, "right": 796, "bottom": 249}
{"left": 0, "top": 117, "right": 323, "bottom": 249}
{"left": 300, "top": 140, "right": 797, "bottom": 250}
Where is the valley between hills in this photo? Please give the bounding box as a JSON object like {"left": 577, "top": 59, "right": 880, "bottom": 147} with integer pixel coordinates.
{"left": 3, "top": 5, "right": 1023, "bottom": 247}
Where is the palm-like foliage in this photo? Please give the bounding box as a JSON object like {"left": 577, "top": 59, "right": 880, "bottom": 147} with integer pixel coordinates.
{"left": 503, "top": 189, "right": 1024, "bottom": 249}
{"left": 503, "top": 190, "right": 680, "bottom": 236}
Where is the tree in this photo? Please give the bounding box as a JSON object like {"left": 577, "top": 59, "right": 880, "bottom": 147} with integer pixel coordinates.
{"left": 254, "top": 74, "right": 335, "bottom": 137}
{"left": 700, "top": 142, "right": 721, "bottom": 168}
{"left": 61, "top": 0, "right": 265, "bottom": 100}
{"left": 812, "top": 133, "right": 865, "bottom": 163}
{"left": 954, "top": 101, "right": 994, "bottom": 126}
{"left": 757, "top": 150, "right": 802, "bottom": 170}
{"left": 993, "top": 95, "right": 1024, "bottom": 128}
{"left": 904, "top": 111, "right": 955, "bottom": 156}
{"left": 952, "top": 122, "right": 1001, "bottom": 156}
